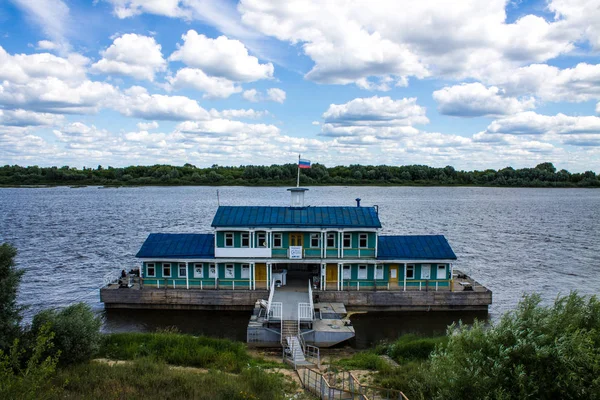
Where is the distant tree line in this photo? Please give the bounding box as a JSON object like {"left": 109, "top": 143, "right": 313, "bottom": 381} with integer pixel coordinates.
{"left": 0, "top": 161, "right": 599, "bottom": 187}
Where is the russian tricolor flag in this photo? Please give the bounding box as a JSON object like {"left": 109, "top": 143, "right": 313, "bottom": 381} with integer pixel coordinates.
{"left": 299, "top": 158, "right": 311, "bottom": 169}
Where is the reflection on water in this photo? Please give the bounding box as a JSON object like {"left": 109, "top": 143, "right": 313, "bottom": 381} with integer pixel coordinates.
{"left": 102, "top": 308, "right": 488, "bottom": 348}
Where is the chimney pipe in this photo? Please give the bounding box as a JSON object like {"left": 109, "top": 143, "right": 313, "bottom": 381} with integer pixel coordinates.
{"left": 355, "top": 198, "right": 361, "bottom": 207}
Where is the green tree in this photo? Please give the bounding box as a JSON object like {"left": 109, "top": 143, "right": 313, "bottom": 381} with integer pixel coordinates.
{"left": 410, "top": 293, "right": 600, "bottom": 400}
{"left": 31, "top": 303, "right": 102, "bottom": 366}
{"left": 0, "top": 324, "right": 62, "bottom": 399}
{"left": 0, "top": 243, "right": 24, "bottom": 351}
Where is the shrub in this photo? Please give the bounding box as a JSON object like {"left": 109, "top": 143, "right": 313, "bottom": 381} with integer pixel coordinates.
{"left": 416, "top": 293, "right": 600, "bottom": 399}
{"left": 31, "top": 303, "right": 102, "bottom": 366}
{"left": 0, "top": 324, "right": 63, "bottom": 399}
{"left": 386, "top": 334, "right": 448, "bottom": 362}
{"left": 0, "top": 243, "right": 24, "bottom": 351}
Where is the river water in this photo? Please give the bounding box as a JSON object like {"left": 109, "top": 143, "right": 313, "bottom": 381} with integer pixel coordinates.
{"left": 1, "top": 186, "right": 599, "bottom": 347}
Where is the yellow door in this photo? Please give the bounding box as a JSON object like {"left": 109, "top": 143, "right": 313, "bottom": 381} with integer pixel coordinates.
{"left": 389, "top": 265, "right": 399, "bottom": 285}
{"left": 326, "top": 264, "right": 338, "bottom": 282}
{"left": 290, "top": 233, "right": 303, "bottom": 247}
{"left": 255, "top": 263, "right": 267, "bottom": 289}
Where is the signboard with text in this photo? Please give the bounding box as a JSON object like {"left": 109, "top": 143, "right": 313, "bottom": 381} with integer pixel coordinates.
{"left": 289, "top": 246, "right": 303, "bottom": 259}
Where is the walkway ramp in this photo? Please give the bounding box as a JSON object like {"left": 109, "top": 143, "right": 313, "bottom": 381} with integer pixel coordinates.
{"left": 272, "top": 288, "right": 311, "bottom": 320}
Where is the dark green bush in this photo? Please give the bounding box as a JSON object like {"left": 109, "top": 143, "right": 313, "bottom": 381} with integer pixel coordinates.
{"left": 412, "top": 293, "right": 600, "bottom": 399}
{"left": 31, "top": 303, "right": 102, "bottom": 366}
{"left": 386, "top": 334, "right": 448, "bottom": 362}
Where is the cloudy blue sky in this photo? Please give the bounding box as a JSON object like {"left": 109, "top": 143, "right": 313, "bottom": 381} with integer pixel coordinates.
{"left": 1, "top": 0, "right": 600, "bottom": 172}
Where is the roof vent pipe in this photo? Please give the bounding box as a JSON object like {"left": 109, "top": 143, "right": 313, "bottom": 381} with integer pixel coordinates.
{"left": 355, "top": 198, "right": 361, "bottom": 207}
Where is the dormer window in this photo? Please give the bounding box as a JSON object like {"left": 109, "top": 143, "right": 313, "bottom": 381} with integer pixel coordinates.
{"left": 327, "top": 233, "right": 335, "bottom": 247}
{"left": 257, "top": 232, "right": 266, "bottom": 247}
{"left": 343, "top": 233, "right": 352, "bottom": 248}
{"left": 359, "top": 233, "right": 368, "bottom": 248}
{"left": 224, "top": 232, "right": 234, "bottom": 247}
{"left": 241, "top": 232, "right": 250, "bottom": 247}
{"left": 310, "top": 233, "right": 320, "bottom": 248}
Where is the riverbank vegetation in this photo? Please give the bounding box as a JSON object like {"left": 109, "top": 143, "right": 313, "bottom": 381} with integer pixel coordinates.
{"left": 335, "top": 293, "right": 600, "bottom": 400}
{"left": 2, "top": 161, "right": 599, "bottom": 187}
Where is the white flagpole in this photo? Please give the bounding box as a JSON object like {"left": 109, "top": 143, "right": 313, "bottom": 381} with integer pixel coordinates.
{"left": 296, "top": 154, "right": 300, "bottom": 187}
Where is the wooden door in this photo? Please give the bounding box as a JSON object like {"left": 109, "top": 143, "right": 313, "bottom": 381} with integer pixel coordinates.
{"left": 326, "top": 264, "right": 338, "bottom": 283}
{"left": 255, "top": 263, "right": 267, "bottom": 289}
{"left": 290, "top": 233, "right": 303, "bottom": 247}
{"left": 389, "top": 265, "right": 399, "bottom": 285}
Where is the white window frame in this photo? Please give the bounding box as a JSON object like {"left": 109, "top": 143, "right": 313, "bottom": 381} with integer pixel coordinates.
{"left": 343, "top": 233, "right": 352, "bottom": 248}
{"left": 406, "top": 264, "right": 415, "bottom": 279}
{"left": 224, "top": 232, "right": 234, "bottom": 247}
{"left": 343, "top": 265, "right": 351, "bottom": 280}
{"left": 225, "top": 264, "right": 235, "bottom": 279}
{"left": 163, "top": 263, "right": 171, "bottom": 278}
{"left": 358, "top": 265, "right": 367, "bottom": 279}
{"left": 257, "top": 232, "right": 267, "bottom": 247}
{"left": 310, "top": 233, "right": 320, "bottom": 248}
{"left": 273, "top": 233, "right": 282, "bottom": 248}
{"left": 178, "top": 263, "right": 187, "bottom": 277}
{"left": 375, "top": 265, "right": 383, "bottom": 280}
{"left": 241, "top": 264, "right": 250, "bottom": 279}
{"left": 327, "top": 233, "right": 335, "bottom": 248}
{"left": 209, "top": 264, "right": 216, "bottom": 278}
{"left": 437, "top": 264, "right": 446, "bottom": 280}
{"left": 241, "top": 232, "right": 250, "bottom": 247}
{"left": 194, "top": 263, "right": 203, "bottom": 278}
{"left": 146, "top": 263, "right": 155, "bottom": 277}
{"left": 421, "top": 264, "right": 431, "bottom": 280}
{"left": 358, "top": 233, "right": 368, "bottom": 248}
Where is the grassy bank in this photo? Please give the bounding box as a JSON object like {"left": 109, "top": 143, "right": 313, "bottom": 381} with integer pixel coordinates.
{"left": 53, "top": 358, "right": 291, "bottom": 400}
{"left": 98, "top": 332, "right": 278, "bottom": 373}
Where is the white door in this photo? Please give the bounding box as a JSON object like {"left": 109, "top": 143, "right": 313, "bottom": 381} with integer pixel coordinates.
{"left": 437, "top": 265, "right": 446, "bottom": 279}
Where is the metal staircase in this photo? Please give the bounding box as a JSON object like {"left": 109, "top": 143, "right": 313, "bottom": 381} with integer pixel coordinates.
{"left": 281, "top": 280, "right": 321, "bottom": 370}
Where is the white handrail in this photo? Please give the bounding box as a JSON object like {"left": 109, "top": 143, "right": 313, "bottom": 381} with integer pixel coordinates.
{"left": 270, "top": 302, "right": 282, "bottom": 320}
{"left": 266, "top": 279, "right": 276, "bottom": 318}
{"left": 308, "top": 279, "right": 314, "bottom": 319}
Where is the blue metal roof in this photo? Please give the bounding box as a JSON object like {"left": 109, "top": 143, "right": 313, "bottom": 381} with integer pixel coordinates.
{"left": 211, "top": 206, "right": 382, "bottom": 228}
{"left": 377, "top": 235, "right": 457, "bottom": 260}
{"left": 136, "top": 233, "right": 215, "bottom": 259}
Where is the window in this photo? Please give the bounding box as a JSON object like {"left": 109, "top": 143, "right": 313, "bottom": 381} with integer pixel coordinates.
{"left": 273, "top": 233, "right": 282, "bottom": 248}
{"left": 257, "top": 232, "right": 266, "bottom": 247}
{"left": 241, "top": 232, "right": 250, "bottom": 247}
{"left": 359, "top": 233, "right": 368, "bottom": 248}
{"left": 327, "top": 233, "right": 335, "bottom": 247}
{"left": 375, "top": 265, "right": 383, "bottom": 280}
{"left": 194, "top": 264, "right": 203, "bottom": 278}
{"left": 343, "top": 265, "right": 351, "bottom": 280}
{"left": 343, "top": 233, "right": 352, "bottom": 248}
{"left": 241, "top": 264, "right": 250, "bottom": 279}
{"left": 358, "top": 265, "right": 367, "bottom": 279}
{"left": 225, "top": 264, "right": 234, "bottom": 278}
{"left": 179, "top": 263, "right": 187, "bottom": 277}
{"left": 406, "top": 264, "right": 414, "bottom": 279}
{"left": 310, "top": 233, "right": 320, "bottom": 248}
{"left": 209, "top": 264, "right": 216, "bottom": 278}
{"left": 163, "top": 263, "right": 171, "bottom": 277}
{"left": 224, "top": 232, "right": 234, "bottom": 247}
{"left": 421, "top": 264, "right": 431, "bottom": 280}
{"left": 146, "top": 263, "right": 155, "bottom": 277}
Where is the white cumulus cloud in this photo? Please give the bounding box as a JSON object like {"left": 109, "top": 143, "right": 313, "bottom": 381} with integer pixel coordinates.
{"left": 169, "top": 30, "right": 273, "bottom": 82}
{"left": 91, "top": 33, "right": 166, "bottom": 81}
{"left": 167, "top": 68, "right": 241, "bottom": 99}
{"left": 433, "top": 83, "right": 535, "bottom": 117}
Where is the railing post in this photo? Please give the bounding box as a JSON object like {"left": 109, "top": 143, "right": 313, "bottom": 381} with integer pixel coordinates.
{"left": 200, "top": 280, "right": 203, "bottom": 290}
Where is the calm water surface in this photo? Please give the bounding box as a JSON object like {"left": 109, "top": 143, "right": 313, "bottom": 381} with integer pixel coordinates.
{"left": 1, "top": 186, "right": 598, "bottom": 347}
